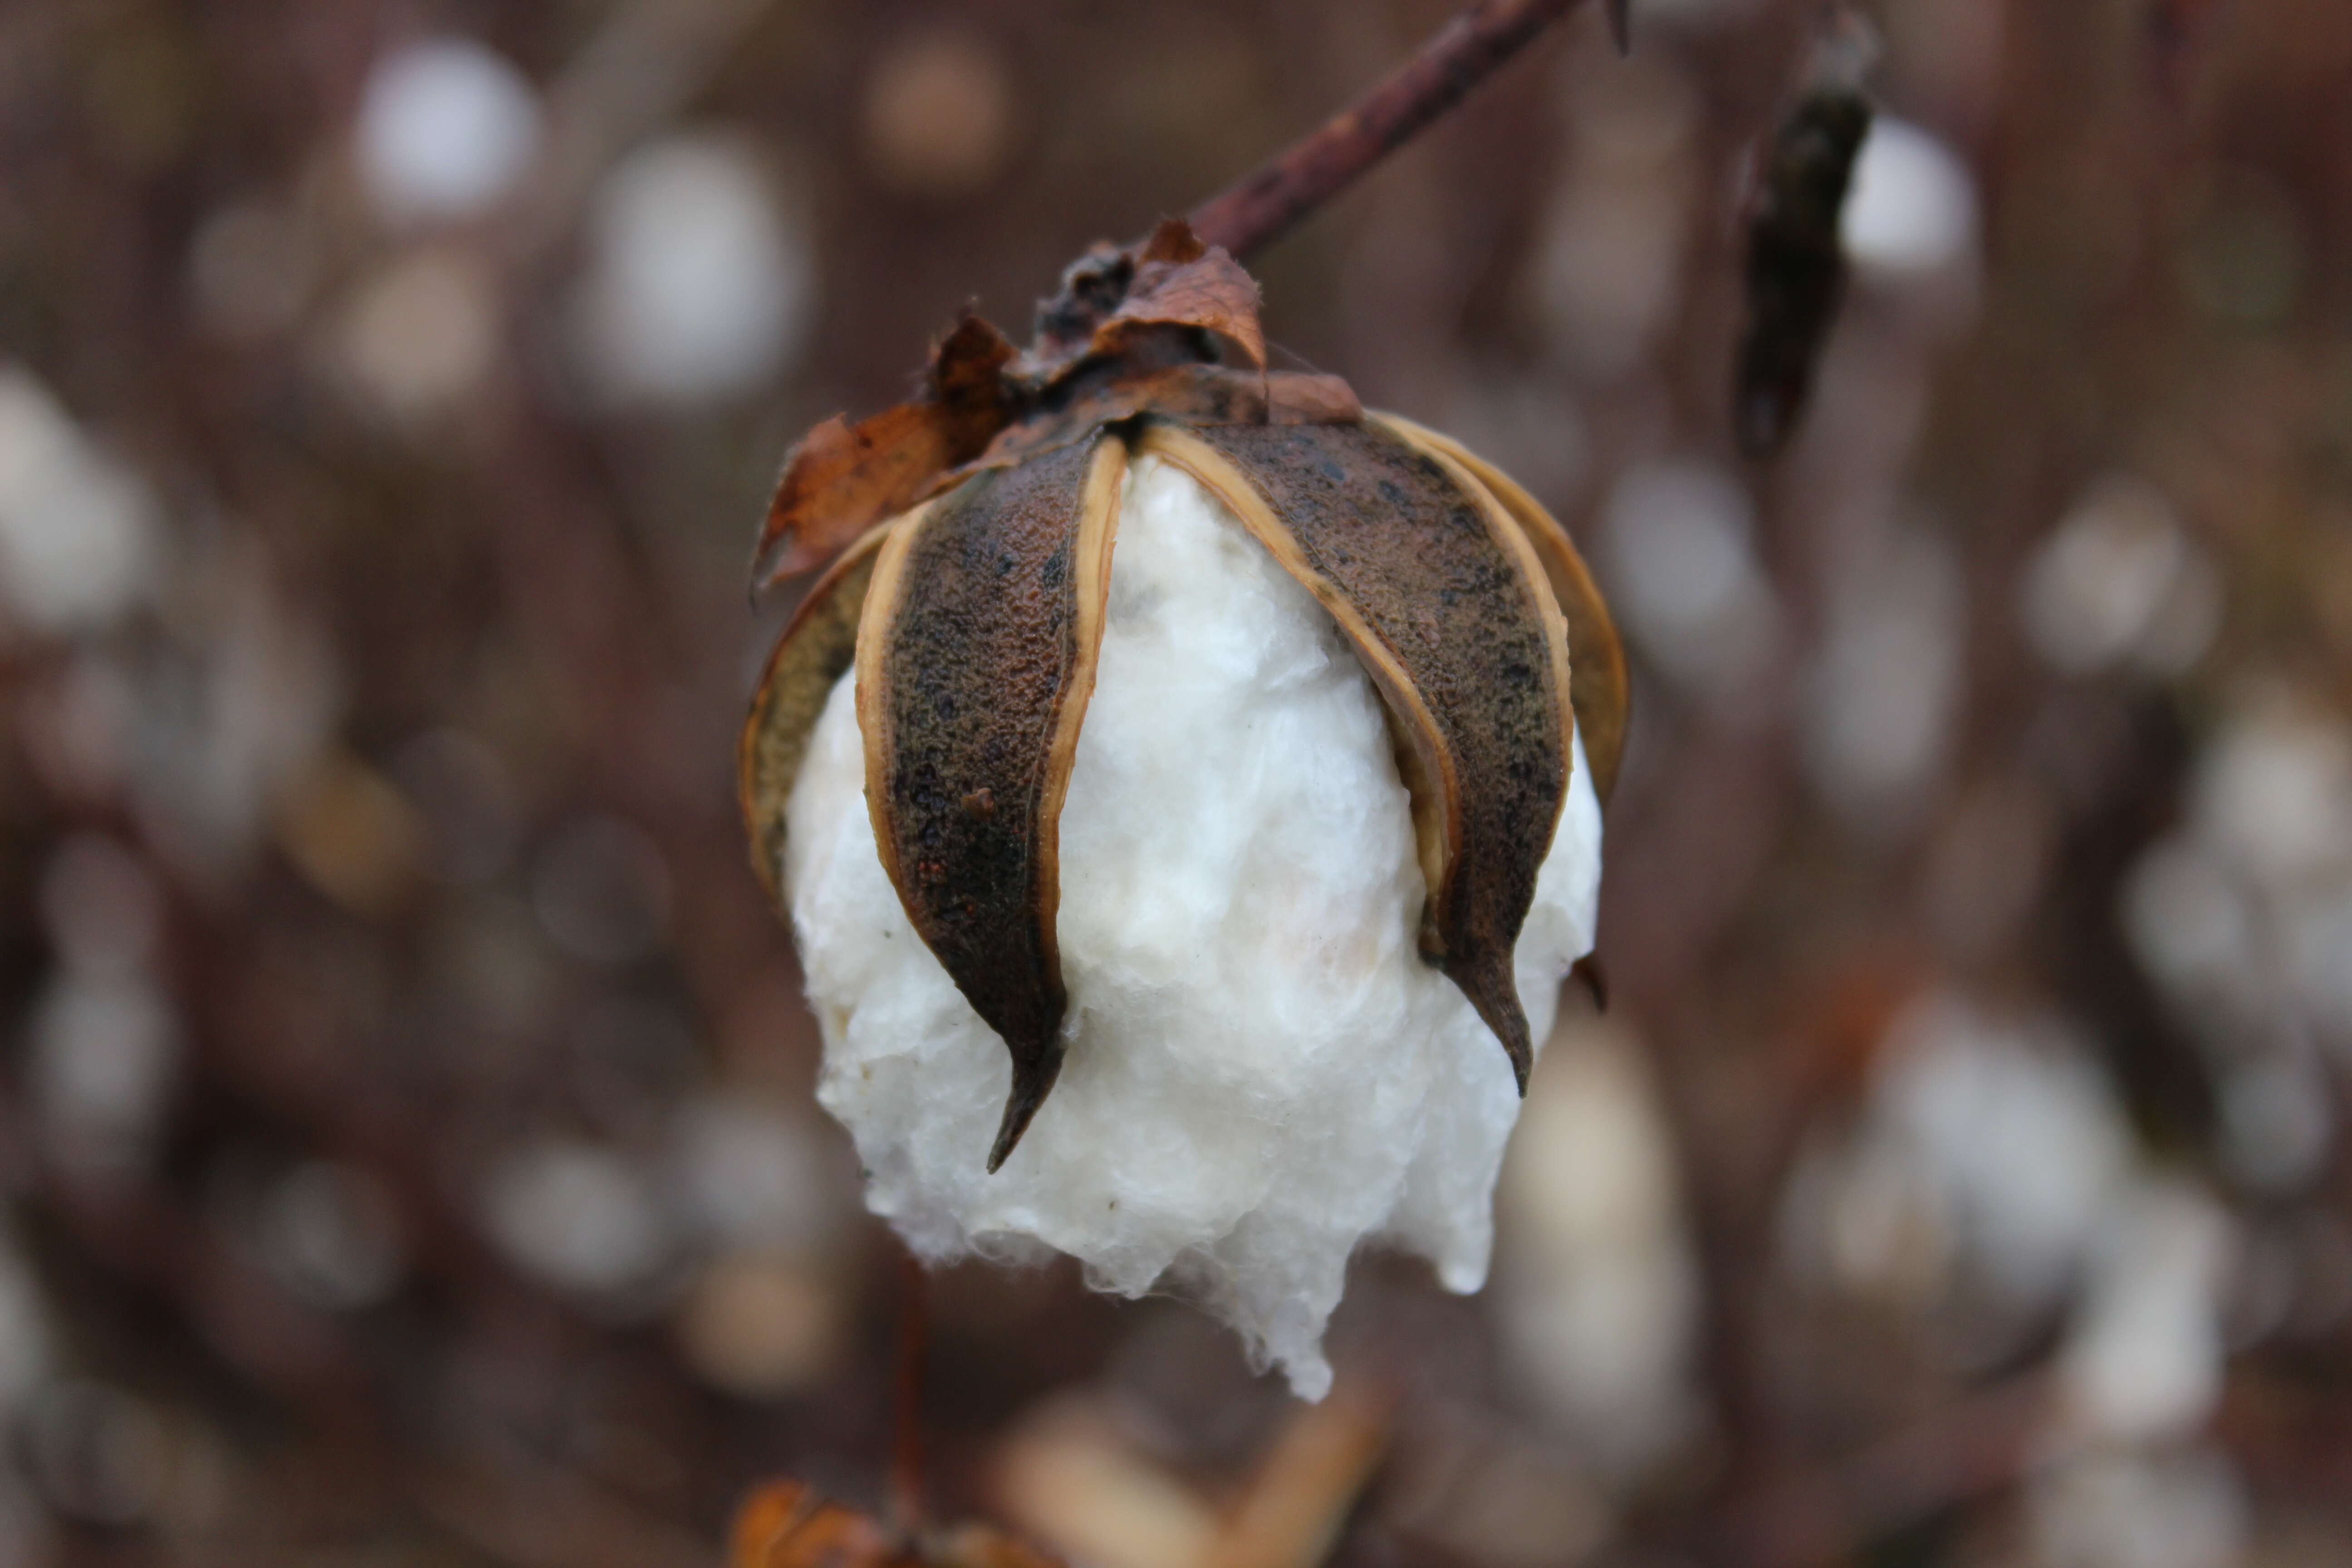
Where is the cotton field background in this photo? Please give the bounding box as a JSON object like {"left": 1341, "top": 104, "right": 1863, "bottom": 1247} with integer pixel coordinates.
{"left": 1, "top": 1, "right": 2349, "bottom": 1565}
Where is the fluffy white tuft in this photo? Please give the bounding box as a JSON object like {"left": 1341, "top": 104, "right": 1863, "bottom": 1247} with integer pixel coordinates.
{"left": 785, "top": 455, "right": 1602, "bottom": 1399}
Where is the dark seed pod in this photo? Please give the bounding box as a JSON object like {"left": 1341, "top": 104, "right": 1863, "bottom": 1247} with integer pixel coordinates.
{"left": 740, "top": 220, "right": 1629, "bottom": 1166}
{"left": 1734, "top": 56, "right": 1873, "bottom": 460}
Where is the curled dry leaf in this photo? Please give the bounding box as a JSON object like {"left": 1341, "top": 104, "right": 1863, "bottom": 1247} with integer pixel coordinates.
{"left": 740, "top": 218, "right": 1628, "bottom": 1164}
{"left": 754, "top": 317, "right": 1017, "bottom": 588}
{"left": 731, "top": 1482, "right": 1061, "bottom": 1568}
{"left": 1735, "top": 39, "right": 1873, "bottom": 460}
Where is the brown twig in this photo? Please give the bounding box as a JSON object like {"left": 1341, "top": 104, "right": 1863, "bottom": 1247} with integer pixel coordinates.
{"left": 1186, "top": 0, "right": 1592, "bottom": 260}
{"left": 888, "top": 1245, "right": 928, "bottom": 1534}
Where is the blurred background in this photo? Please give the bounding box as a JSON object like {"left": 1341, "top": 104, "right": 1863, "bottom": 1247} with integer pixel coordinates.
{"left": 1, "top": 0, "right": 2349, "bottom": 1563}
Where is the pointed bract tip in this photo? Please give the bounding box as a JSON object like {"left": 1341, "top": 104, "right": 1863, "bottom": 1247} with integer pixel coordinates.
{"left": 985, "top": 1050, "right": 1065, "bottom": 1172}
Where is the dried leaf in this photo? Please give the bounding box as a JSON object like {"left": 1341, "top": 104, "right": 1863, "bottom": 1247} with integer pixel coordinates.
{"left": 754, "top": 317, "right": 1017, "bottom": 588}
{"left": 1136, "top": 419, "right": 1571, "bottom": 1092}
{"left": 733, "top": 1483, "right": 898, "bottom": 1568}
{"left": 1096, "top": 222, "right": 1265, "bottom": 369}
{"left": 740, "top": 521, "right": 902, "bottom": 904}
{"left": 731, "top": 1483, "right": 1061, "bottom": 1568}
{"left": 858, "top": 437, "right": 1129, "bottom": 1168}
{"left": 1735, "top": 83, "right": 1871, "bottom": 460}
{"left": 1372, "top": 414, "right": 1629, "bottom": 802}
{"left": 1017, "top": 220, "right": 1265, "bottom": 387}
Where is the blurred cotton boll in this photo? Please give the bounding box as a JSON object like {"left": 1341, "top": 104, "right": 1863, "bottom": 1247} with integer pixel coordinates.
{"left": 0, "top": 366, "right": 159, "bottom": 636}
{"left": 2216, "top": 1053, "right": 2332, "bottom": 1194}
{"left": 335, "top": 247, "right": 502, "bottom": 422}
{"left": 1867, "top": 994, "right": 2131, "bottom": 1307}
{"left": 675, "top": 1251, "right": 842, "bottom": 1399}
{"left": 0, "top": 1233, "right": 54, "bottom": 1412}
{"left": 2122, "top": 832, "right": 2255, "bottom": 1009}
{"left": 1842, "top": 116, "right": 1979, "bottom": 280}
{"left": 28, "top": 974, "right": 179, "bottom": 1175}
{"left": 2191, "top": 691, "right": 2352, "bottom": 892}
{"left": 2056, "top": 1177, "right": 2233, "bottom": 1446}
{"left": 672, "top": 1095, "right": 838, "bottom": 1251}
{"left": 862, "top": 29, "right": 1014, "bottom": 199}
{"left": 572, "top": 136, "right": 812, "bottom": 406}
{"left": 1495, "top": 1016, "right": 1696, "bottom": 1473}
{"left": 355, "top": 39, "right": 542, "bottom": 225}
{"left": 1531, "top": 61, "right": 1699, "bottom": 380}
{"left": 2023, "top": 474, "right": 2219, "bottom": 677}
{"left": 1602, "top": 460, "right": 1779, "bottom": 705}
{"left": 257, "top": 1162, "right": 406, "bottom": 1310}
{"left": 1803, "top": 524, "right": 1964, "bottom": 828}
{"left": 483, "top": 1139, "right": 668, "bottom": 1301}
{"left": 2029, "top": 1448, "right": 2248, "bottom": 1568}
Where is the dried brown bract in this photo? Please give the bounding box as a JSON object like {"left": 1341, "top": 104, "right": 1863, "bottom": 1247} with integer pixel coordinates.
{"left": 741, "top": 220, "right": 1627, "bottom": 1166}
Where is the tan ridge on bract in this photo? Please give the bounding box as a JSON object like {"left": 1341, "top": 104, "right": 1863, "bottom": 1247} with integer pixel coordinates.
{"left": 856, "top": 436, "right": 1129, "bottom": 1169}
{"left": 1371, "top": 413, "right": 1629, "bottom": 802}
{"left": 1134, "top": 419, "right": 1572, "bottom": 1092}
{"left": 739, "top": 521, "right": 904, "bottom": 904}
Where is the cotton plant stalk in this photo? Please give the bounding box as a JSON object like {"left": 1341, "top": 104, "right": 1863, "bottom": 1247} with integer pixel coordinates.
{"left": 738, "top": 3, "right": 1631, "bottom": 1399}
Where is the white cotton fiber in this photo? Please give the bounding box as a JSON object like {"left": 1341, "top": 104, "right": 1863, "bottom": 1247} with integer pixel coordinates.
{"left": 785, "top": 455, "right": 1603, "bottom": 1399}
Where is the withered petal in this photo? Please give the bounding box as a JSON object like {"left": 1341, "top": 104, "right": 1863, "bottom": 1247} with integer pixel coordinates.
{"left": 857, "top": 436, "right": 1128, "bottom": 1170}
{"left": 739, "top": 519, "right": 903, "bottom": 904}
{"left": 1135, "top": 420, "right": 1572, "bottom": 1093}
{"left": 1370, "top": 413, "right": 1630, "bottom": 803}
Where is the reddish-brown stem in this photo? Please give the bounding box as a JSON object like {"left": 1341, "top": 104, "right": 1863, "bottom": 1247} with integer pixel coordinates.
{"left": 887, "top": 1245, "right": 928, "bottom": 1534}
{"left": 1187, "top": 0, "right": 1593, "bottom": 260}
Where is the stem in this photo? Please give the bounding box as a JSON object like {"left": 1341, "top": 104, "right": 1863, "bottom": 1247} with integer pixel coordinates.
{"left": 887, "top": 1246, "right": 927, "bottom": 1534}
{"left": 1187, "top": 0, "right": 1592, "bottom": 260}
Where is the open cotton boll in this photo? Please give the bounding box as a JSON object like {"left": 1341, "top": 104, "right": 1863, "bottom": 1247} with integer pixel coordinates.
{"left": 786, "top": 456, "right": 1603, "bottom": 1399}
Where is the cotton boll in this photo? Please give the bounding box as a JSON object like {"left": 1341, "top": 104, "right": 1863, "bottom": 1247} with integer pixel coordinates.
{"left": 572, "top": 136, "right": 812, "bottom": 405}
{"left": 787, "top": 457, "right": 1604, "bottom": 1399}
{"left": 1842, "top": 117, "right": 1977, "bottom": 280}
{"left": 1869, "top": 995, "right": 2131, "bottom": 1307}
{"left": 2056, "top": 1177, "right": 2233, "bottom": 1446}
{"left": 1602, "top": 460, "right": 1779, "bottom": 706}
{"left": 356, "top": 39, "right": 541, "bottom": 225}
{"left": 2029, "top": 1447, "right": 2247, "bottom": 1568}
{"left": 0, "top": 366, "right": 159, "bottom": 635}
{"left": 1803, "top": 524, "right": 1964, "bottom": 829}
{"left": 2022, "top": 475, "right": 2217, "bottom": 678}
{"left": 1496, "top": 1016, "right": 1696, "bottom": 1472}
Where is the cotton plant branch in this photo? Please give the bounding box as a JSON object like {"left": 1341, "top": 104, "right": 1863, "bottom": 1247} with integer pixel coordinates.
{"left": 1186, "top": 0, "right": 1610, "bottom": 263}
